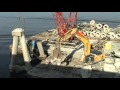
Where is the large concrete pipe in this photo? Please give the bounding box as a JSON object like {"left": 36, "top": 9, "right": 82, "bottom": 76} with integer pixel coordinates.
{"left": 103, "top": 24, "right": 109, "bottom": 29}
{"left": 90, "top": 32, "right": 95, "bottom": 37}
{"left": 96, "top": 23, "right": 102, "bottom": 29}
{"left": 95, "top": 32, "right": 101, "bottom": 38}
{"left": 116, "top": 34, "right": 120, "bottom": 39}
{"left": 90, "top": 20, "right": 96, "bottom": 26}
{"left": 110, "top": 33, "right": 116, "bottom": 39}
{"left": 101, "top": 33, "right": 106, "bottom": 38}
{"left": 86, "top": 31, "right": 90, "bottom": 36}
{"left": 104, "top": 28, "right": 110, "bottom": 33}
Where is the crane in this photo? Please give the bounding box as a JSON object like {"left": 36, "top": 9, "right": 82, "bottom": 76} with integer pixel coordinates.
{"left": 53, "top": 12, "right": 78, "bottom": 37}
{"left": 53, "top": 12, "right": 68, "bottom": 37}
{"left": 52, "top": 12, "right": 105, "bottom": 64}
{"left": 68, "top": 12, "right": 78, "bottom": 29}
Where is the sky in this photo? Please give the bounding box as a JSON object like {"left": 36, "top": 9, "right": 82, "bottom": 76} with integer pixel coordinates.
{"left": 0, "top": 12, "right": 120, "bottom": 21}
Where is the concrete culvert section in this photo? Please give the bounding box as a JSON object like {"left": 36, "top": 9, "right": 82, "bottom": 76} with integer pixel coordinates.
{"left": 110, "top": 33, "right": 116, "bottom": 39}
{"left": 104, "top": 28, "right": 110, "bottom": 33}
{"left": 96, "top": 23, "right": 102, "bottom": 29}
{"left": 116, "top": 34, "right": 120, "bottom": 39}
{"left": 95, "top": 32, "right": 101, "bottom": 38}
{"left": 103, "top": 24, "right": 109, "bottom": 29}
{"left": 90, "top": 20, "right": 96, "bottom": 26}
{"left": 101, "top": 33, "right": 106, "bottom": 38}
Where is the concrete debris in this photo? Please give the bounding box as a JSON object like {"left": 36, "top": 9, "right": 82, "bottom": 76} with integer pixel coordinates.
{"left": 103, "top": 63, "right": 117, "bottom": 73}
{"left": 115, "top": 58, "right": 120, "bottom": 63}
{"left": 75, "top": 64, "right": 84, "bottom": 68}
{"left": 92, "top": 62, "right": 103, "bottom": 71}
{"left": 105, "top": 58, "right": 115, "bottom": 64}
{"left": 114, "top": 62, "right": 120, "bottom": 72}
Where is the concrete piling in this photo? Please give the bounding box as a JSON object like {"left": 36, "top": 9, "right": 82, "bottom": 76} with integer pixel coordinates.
{"left": 20, "top": 31, "right": 31, "bottom": 67}
{"left": 10, "top": 28, "right": 32, "bottom": 71}
{"left": 37, "top": 41, "right": 46, "bottom": 59}
{"left": 9, "top": 36, "right": 19, "bottom": 70}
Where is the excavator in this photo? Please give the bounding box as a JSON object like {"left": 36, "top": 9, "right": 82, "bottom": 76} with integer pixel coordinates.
{"left": 51, "top": 12, "right": 105, "bottom": 64}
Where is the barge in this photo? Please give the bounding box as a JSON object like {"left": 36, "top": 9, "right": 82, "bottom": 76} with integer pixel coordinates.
{"left": 9, "top": 20, "right": 120, "bottom": 78}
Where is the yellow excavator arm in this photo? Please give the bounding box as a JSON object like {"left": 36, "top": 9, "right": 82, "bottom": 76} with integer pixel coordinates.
{"left": 56, "top": 28, "right": 105, "bottom": 63}
{"left": 59, "top": 28, "right": 91, "bottom": 56}
{"left": 75, "top": 30, "right": 91, "bottom": 56}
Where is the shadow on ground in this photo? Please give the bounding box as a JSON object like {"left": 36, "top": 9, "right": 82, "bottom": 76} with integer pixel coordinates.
{"left": 10, "top": 59, "right": 120, "bottom": 78}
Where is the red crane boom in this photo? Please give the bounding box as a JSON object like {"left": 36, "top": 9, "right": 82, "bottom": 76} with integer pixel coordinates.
{"left": 53, "top": 12, "right": 78, "bottom": 37}
{"left": 53, "top": 12, "right": 68, "bottom": 37}
{"left": 68, "top": 12, "right": 78, "bottom": 29}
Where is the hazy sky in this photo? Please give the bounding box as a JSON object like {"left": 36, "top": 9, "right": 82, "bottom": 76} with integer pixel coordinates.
{"left": 0, "top": 12, "right": 120, "bottom": 20}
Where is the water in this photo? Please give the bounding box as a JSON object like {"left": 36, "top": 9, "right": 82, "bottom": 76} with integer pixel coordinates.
{"left": 0, "top": 15, "right": 120, "bottom": 78}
